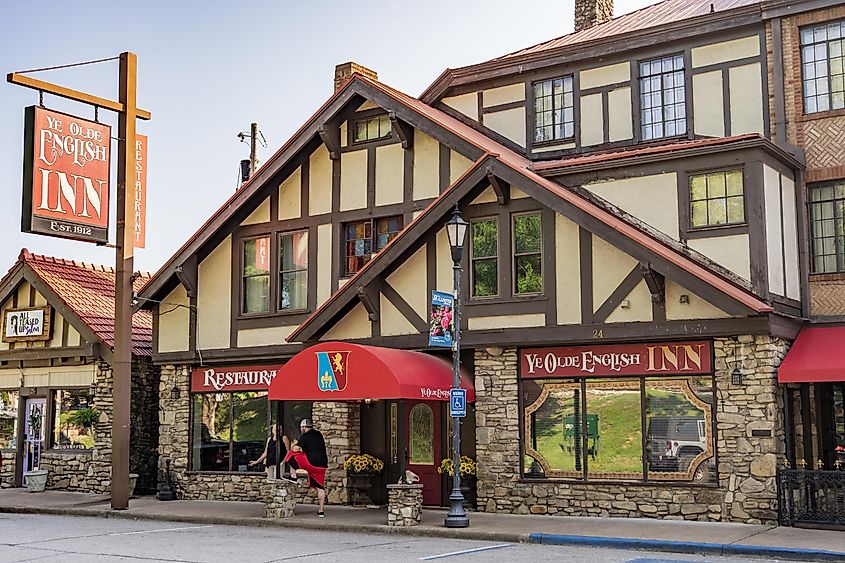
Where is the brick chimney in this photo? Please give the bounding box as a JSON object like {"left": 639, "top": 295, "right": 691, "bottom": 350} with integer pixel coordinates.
{"left": 574, "top": 0, "right": 614, "bottom": 32}
{"left": 334, "top": 62, "right": 378, "bottom": 92}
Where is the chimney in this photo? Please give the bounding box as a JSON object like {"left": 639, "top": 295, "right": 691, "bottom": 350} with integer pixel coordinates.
{"left": 574, "top": 0, "right": 614, "bottom": 32}
{"left": 334, "top": 61, "right": 378, "bottom": 92}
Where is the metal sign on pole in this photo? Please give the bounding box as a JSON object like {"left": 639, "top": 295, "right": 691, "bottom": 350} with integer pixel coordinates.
{"left": 449, "top": 388, "right": 466, "bottom": 418}
{"left": 7, "top": 53, "right": 151, "bottom": 510}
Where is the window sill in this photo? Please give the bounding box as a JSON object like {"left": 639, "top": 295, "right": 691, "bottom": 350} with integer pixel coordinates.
{"left": 809, "top": 272, "right": 845, "bottom": 282}
{"left": 801, "top": 107, "right": 845, "bottom": 122}
{"left": 467, "top": 295, "right": 547, "bottom": 304}
{"left": 237, "top": 309, "right": 309, "bottom": 320}
{"left": 44, "top": 449, "right": 93, "bottom": 455}
{"left": 685, "top": 224, "right": 748, "bottom": 239}
{"left": 185, "top": 470, "right": 268, "bottom": 477}
{"left": 518, "top": 477, "right": 718, "bottom": 488}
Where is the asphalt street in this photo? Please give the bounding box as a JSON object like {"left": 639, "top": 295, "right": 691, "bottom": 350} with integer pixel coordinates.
{"left": 0, "top": 514, "right": 788, "bottom": 563}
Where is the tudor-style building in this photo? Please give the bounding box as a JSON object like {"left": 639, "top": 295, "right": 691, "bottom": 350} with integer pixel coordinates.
{"left": 0, "top": 250, "right": 159, "bottom": 494}
{"left": 139, "top": 0, "right": 845, "bottom": 523}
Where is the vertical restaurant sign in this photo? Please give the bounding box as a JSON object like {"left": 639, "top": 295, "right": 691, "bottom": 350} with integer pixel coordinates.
{"left": 21, "top": 106, "right": 110, "bottom": 243}
{"left": 429, "top": 290, "right": 454, "bottom": 348}
{"left": 255, "top": 236, "right": 270, "bottom": 271}
{"left": 133, "top": 134, "right": 148, "bottom": 248}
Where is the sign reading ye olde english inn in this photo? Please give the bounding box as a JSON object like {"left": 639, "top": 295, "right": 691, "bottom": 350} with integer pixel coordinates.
{"left": 520, "top": 341, "right": 712, "bottom": 378}
{"left": 21, "top": 106, "right": 111, "bottom": 244}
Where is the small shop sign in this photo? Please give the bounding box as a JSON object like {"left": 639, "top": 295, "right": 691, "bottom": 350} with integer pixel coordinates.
{"left": 21, "top": 106, "right": 111, "bottom": 244}
{"left": 2, "top": 306, "right": 51, "bottom": 342}
{"left": 191, "top": 365, "right": 282, "bottom": 392}
{"left": 520, "top": 340, "right": 712, "bottom": 378}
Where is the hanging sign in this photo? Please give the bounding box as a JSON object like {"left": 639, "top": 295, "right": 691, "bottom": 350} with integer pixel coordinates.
{"left": 133, "top": 134, "right": 148, "bottom": 248}
{"left": 429, "top": 290, "right": 454, "bottom": 348}
{"left": 520, "top": 340, "right": 712, "bottom": 379}
{"left": 21, "top": 106, "right": 111, "bottom": 244}
{"left": 191, "top": 365, "right": 283, "bottom": 392}
{"left": 2, "top": 307, "right": 52, "bottom": 343}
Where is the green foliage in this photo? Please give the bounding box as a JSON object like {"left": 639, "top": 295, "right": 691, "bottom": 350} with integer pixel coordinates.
{"left": 66, "top": 407, "right": 99, "bottom": 428}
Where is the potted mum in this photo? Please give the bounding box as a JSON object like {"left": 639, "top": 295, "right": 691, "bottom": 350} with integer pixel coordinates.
{"left": 343, "top": 454, "right": 384, "bottom": 506}
{"left": 438, "top": 455, "right": 477, "bottom": 508}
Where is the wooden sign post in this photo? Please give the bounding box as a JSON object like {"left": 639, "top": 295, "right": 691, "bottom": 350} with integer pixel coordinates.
{"left": 7, "top": 52, "right": 151, "bottom": 510}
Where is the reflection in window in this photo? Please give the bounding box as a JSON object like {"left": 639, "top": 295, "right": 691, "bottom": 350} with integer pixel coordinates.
{"left": 640, "top": 54, "right": 686, "bottom": 140}
{"left": 191, "top": 392, "right": 270, "bottom": 472}
{"left": 689, "top": 170, "right": 745, "bottom": 228}
{"left": 533, "top": 76, "right": 575, "bottom": 143}
{"left": 344, "top": 216, "right": 403, "bottom": 276}
{"left": 53, "top": 389, "right": 95, "bottom": 450}
{"left": 409, "top": 403, "right": 434, "bottom": 465}
{"left": 471, "top": 218, "right": 498, "bottom": 297}
{"left": 279, "top": 231, "right": 308, "bottom": 310}
{"left": 513, "top": 213, "right": 543, "bottom": 294}
{"left": 353, "top": 114, "right": 391, "bottom": 143}
{"left": 243, "top": 237, "right": 270, "bottom": 314}
{"left": 809, "top": 182, "right": 845, "bottom": 273}
{"left": 800, "top": 20, "right": 845, "bottom": 113}
{"left": 0, "top": 391, "right": 18, "bottom": 449}
{"left": 586, "top": 381, "right": 641, "bottom": 478}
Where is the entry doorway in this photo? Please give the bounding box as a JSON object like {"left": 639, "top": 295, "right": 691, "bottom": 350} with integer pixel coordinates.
{"left": 406, "top": 400, "right": 441, "bottom": 505}
{"left": 22, "top": 398, "right": 46, "bottom": 475}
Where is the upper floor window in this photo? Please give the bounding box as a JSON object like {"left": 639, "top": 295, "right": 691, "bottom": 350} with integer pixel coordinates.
{"left": 279, "top": 231, "right": 308, "bottom": 310}
{"left": 639, "top": 55, "right": 686, "bottom": 141}
{"left": 242, "top": 236, "right": 270, "bottom": 314}
{"left": 801, "top": 21, "right": 845, "bottom": 113}
{"left": 343, "top": 215, "right": 403, "bottom": 276}
{"left": 513, "top": 213, "right": 543, "bottom": 294}
{"left": 809, "top": 182, "right": 845, "bottom": 273}
{"left": 689, "top": 170, "right": 745, "bottom": 228}
{"left": 353, "top": 114, "right": 391, "bottom": 143}
{"left": 471, "top": 218, "right": 498, "bottom": 297}
{"left": 533, "top": 76, "right": 575, "bottom": 143}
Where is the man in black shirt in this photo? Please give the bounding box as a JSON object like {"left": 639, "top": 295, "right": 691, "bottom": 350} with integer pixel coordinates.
{"left": 282, "top": 419, "right": 328, "bottom": 516}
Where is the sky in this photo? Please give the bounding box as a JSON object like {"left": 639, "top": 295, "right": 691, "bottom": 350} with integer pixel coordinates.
{"left": 0, "top": 0, "right": 656, "bottom": 275}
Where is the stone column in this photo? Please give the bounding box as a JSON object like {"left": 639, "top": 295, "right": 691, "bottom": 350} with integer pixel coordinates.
{"left": 313, "top": 401, "right": 360, "bottom": 504}
{"left": 264, "top": 474, "right": 308, "bottom": 518}
{"left": 387, "top": 483, "right": 424, "bottom": 526}
{"left": 158, "top": 364, "right": 190, "bottom": 498}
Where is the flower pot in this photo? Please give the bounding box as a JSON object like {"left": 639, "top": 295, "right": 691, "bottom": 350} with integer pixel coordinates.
{"left": 460, "top": 476, "right": 477, "bottom": 510}
{"left": 129, "top": 473, "right": 139, "bottom": 497}
{"left": 348, "top": 471, "right": 378, "bottom": 506}
{"left": 24, "top": 470, "right": 48, "bottom": 493}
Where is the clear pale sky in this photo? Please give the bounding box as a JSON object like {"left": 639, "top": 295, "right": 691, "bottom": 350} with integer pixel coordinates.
{"left": 0, "top": 0, "right": 654, "bottom": 274}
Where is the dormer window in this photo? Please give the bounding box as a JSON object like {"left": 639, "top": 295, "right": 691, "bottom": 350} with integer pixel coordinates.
{"left": 533, "top": 76, "right": 575, "bottom": 143}
{"left": 353, "top": 114, "right": 391, "bottom": 143}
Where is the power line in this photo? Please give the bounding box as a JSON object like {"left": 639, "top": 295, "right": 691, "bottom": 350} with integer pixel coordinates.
{"left": 14, "top": 56, "right": 120, "bottom": 75}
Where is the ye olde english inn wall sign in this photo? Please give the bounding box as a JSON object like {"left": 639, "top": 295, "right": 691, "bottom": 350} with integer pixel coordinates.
{"left": 21, "top": 106, "right": 111, "bottom": 243}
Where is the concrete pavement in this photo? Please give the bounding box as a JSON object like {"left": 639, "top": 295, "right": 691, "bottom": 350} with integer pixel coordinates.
{"left": 0, "top": 489, "right": 843, "bottom": 561}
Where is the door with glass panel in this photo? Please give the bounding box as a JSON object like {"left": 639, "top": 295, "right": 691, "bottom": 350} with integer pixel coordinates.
{"left": 22, "top": 398, "right": 46, "bottom": 475}
{"left": 406, "top": 400, "right": 441, "bottom": 505}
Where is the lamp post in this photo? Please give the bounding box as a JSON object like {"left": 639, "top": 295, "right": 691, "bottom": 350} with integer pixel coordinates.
{"left": 444, "top": 205, "right": 469, "bottom": 528}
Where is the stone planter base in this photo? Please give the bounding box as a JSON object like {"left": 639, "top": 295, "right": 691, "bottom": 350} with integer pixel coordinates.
{"left": 387, "top": 483, "right": 423, "bottom": 526}
{"left": 24, "top": 470, "right": 48, "bottom": 493}
{"left": 264, "top": 475, "right": 307, "bottom": 519}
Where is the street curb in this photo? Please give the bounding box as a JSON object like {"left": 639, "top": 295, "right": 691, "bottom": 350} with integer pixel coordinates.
{"left": 528, "top": 533, "right": 845, "bottom": 562}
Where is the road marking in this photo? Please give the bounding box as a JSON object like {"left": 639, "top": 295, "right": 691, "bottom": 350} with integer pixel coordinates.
{"left": 419, "top": 543, "right": 513, "bottom": 560}
{"left": 105, "top": 525, "right": 215, "bottom": 536}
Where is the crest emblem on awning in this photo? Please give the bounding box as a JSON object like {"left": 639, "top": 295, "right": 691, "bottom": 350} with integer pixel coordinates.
{"left": 316, "top": 351, "right": 350, "bottom": 392}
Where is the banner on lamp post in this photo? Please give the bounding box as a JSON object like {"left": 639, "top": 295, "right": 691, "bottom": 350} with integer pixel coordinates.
{"left": 429, "top": 290, "right": 454, "bottom": 348}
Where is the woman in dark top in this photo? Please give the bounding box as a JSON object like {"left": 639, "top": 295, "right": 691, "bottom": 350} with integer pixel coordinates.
{"left": 282, "top": 419, "right": 328, "bottom": 517}
{"left": 249, "top": 424, "right": 279, "bottom": 479}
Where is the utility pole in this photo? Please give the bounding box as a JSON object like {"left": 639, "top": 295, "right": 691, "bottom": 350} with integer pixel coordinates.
{"left": 250, "top": 122, "right": 258, "bottom": 176}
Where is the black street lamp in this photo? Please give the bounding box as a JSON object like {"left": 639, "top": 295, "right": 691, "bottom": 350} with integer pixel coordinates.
{"left": 444, "top": 205, "right": 469, "bottom": 528}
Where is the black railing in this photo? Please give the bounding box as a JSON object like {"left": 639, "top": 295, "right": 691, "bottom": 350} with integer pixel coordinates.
{"left": 777, "top": 468, "right": 845, "bottom": 527}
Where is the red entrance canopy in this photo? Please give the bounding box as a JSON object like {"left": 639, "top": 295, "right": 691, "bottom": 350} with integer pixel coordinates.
{"left": 778, "top": 326, "right": 845, "bottom": 383}
{"left": 268, "top": 342, "right": 475, "bottom": 402}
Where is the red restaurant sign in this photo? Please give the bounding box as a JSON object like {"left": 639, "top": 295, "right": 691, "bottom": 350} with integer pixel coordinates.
{"left": 520, "top": 340, "right": 712, "bottom": 378}
{"left": 191, "top": 365, "right": 282, "bottom": 392}
{"left": 21, "top": 106, "right": 111, "bottom": 243}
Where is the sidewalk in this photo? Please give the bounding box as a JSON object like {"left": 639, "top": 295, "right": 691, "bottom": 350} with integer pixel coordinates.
{"left": 0, "top": 489, "right": 843, "bottom": 561}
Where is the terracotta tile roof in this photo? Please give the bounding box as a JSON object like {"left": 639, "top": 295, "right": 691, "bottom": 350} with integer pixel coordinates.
{"left": 497, "top": 0, "right": 760, "bottom": 60}
{"left": 7, "top": 249, "right": 152, "bottom": 356}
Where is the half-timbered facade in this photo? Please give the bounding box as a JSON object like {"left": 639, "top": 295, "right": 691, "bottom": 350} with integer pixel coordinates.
{"left": 139, "top": 0, "right": 845, "bottom": 523}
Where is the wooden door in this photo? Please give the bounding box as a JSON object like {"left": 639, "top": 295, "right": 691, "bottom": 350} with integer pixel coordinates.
{"left": 406, "top": 400, "right": 441, "bottom": 505}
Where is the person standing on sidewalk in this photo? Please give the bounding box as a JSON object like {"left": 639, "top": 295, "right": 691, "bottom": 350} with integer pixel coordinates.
{"left": 283, "top": 419, "right": 328, "bottom": 517}
{"left": 249, "top": 424, "right": 279, "bottom": 479}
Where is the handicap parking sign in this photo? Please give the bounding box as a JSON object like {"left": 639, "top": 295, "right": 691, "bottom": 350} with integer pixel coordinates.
{"left": 449, "top": 388, "right": 467, "bottom": 418}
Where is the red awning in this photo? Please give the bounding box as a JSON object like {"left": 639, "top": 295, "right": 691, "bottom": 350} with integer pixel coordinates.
{"left": 778, "top": 327, "right": 845, "bottom": 383}
{"left": 268, "top": 342, "right": 475, "bottom": 402}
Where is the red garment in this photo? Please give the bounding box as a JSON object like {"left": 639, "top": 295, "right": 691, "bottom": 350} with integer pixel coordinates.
{"left": 284, "top": 450, "right": 326, "bottom": 489}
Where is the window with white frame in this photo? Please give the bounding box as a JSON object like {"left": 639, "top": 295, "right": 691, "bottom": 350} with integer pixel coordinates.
{"left": 801, "top": 20, "right": 845, "bottom": 113}
{"left": 639, "top": 55, "right": 686, "bottom": 141}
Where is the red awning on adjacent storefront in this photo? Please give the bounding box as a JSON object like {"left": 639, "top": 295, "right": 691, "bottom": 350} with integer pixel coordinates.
{"left": 778, "top": 327, "right": 845, "bottom": 383}
{"left": 268, "top": 342, "right": 475, "bottom": 402}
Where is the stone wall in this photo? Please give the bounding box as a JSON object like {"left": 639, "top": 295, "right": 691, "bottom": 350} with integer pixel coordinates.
{"left": 0, "top": 450, "right": 14, "bottom": 487}
{"left": 131, "top": 357, "right": 161, "bottom": 493}
{"left": 474, "top": 336, "right": 790, "bottom": 524}
{"left": 313, "top": 401, "right": 360, "bottom": 505}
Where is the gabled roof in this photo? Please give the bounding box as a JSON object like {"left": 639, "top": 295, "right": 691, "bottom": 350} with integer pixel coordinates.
{"left": 0, "top": 249, "right": 152, "bottom": 357}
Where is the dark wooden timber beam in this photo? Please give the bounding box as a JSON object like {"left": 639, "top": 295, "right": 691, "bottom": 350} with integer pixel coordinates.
{"left": 388, "top": 111, "right": 414, "bottom": 150}
{"left": 487, "top": 172, "right": 510, "bottom": 205}
{"left": 357, "top": 280, "right": 380, "bottom": 322}
{"left": 641, "top": 263, "right": 665, "bottom": 304}
{"left": 0, "top": 343, "right": 98, "bottom": 362}
{"left": 175, "top": 255, "right": 198, "bottom": 298}
{"left": 318, "top": 125, "right": 341, "bottom": 160}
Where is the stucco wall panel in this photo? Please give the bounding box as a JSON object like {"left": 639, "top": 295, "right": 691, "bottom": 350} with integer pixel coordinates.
{"left": 729, "top": 63, "right": 764, "bottom": 135}
{"left": 197, "top": 235, "right": 231, "bottom": 350}
{"left": 592, "top": 236, "right": 638, "bottom": 310}
{"left": 693, "top": 71, "right": 725, "bottom": 137}
{"left": 237, "top": 326, "right": 295, "bottom": 347}
{"left": 321, "top": 303, "right": 371, "bottom": 341}
{"left": 317, "top": 224, "right": 332, "bottom": 306}
{"left": 278, "top": 167, "right": 302, "bottom": 220}
{"left": 485, "top": 108, "right": 526, "bottom": 147}
{"left": 764, "top": 164, "right": 785, "bottom": 296}
{"left": 468, "top": 313, "right": 545, "bottom": 330}
{"left": 580, "top": 62, "right": 630, "bottom": 89}
{"left": 413, "top": 131, "right": 440, "bottom": 201}
{"left": 386, "top": 246, "right": 427, "bottom": 320}
{"left": 584, "top": 173, "right": 679, "bottom": 239}
{"left": 309, "top": 145, "right": 333, "bottom": 216}
{"left": 555, "top": 215, "right": 581, "bottom": 324}
{"left": 340, "top": 150, "right": 368, "bottom": 211}
{"left": 482, "top": 84, "right": 524, "bottom": 107}
{"left": 240, "top": 196, "right": 270, "bottom": 226}
{"left": 443, "top": 93, "right": 478, "bottom": 121}
{"left": 450, "top": 151, "right": 474, "bottom": 184}
{"left": 665, "top": 279, "right": 729, "bottom": 320}
{"left": 375, "top": 143, "right": 404, "bottom": 206}
{"left": 691, "top": 35, "right": 760, "bottom": 68}
{"left": 605, "top": 279, "right": 652, "bottom": 323}
{"left": 379, "top": 295, "right": 418, "bottom": 336}
{"left": 158, "top": 285, "right": 190, "bottom": 353}
{"left": 687, "top": 234, "right": 751, "bottom": 282}
{"left": 608, "top": 87, "right": 633, "bottom": 142}
{"left": 580, "top": 94, "right": 604, "bottom": 147}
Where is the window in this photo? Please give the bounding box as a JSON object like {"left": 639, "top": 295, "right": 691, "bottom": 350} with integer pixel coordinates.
{"left": 470, "top": 218, "right": 498, "bottom": 297}
{"left": 191, "top": 391, "right": 271, "bottom": 472}
{"left": 689, "top": 170, "right": 745, "bottom": 228}
{"left": 809, "top": 182, "right": 845, "bottom": 273}
{"left": 639, "top": 55, "right": 686, "bottom": 140}
{"left": 279, "top": 231, "right": 308, "bottom": 310}
{"left": 242, "top": 237, "right": 270, "bottom": 314}
{"left": 0, "top": 391, "right": 18, "bottom": 449}
{"left": 409, "top": 403, "right": 434, "bottom": 465}
{"left": 513, "top": 213, "right": 543, "bottom": 294}
{"left": 343, "top": 216, "right": 403, "bottom": 276}
{"left": 522, "top": 376, "right": 715, "bottom": 482}
{"left": 801, "top": 20, "right": 845, "bottom": 113}
{"left": 353, "top": 114, "right": 391, "bottom": 143}
{"left": 533, "top": 76, "right": 575, "bottom": 143}
{"left": 53, "top": 389, "right": 95, "bottom": 450}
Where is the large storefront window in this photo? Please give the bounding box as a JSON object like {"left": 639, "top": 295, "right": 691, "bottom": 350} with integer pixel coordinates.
{"left": 53, "top": 389, "right": 96, "bottom": 450}
{"left": 520, "top": 342, "right": 716, "bottom": 483}
{"left": 0, "top": 391, "right": 18, "bottom": 449}
{"left": 191, "top": 391, "right": 269, "bottom": 472}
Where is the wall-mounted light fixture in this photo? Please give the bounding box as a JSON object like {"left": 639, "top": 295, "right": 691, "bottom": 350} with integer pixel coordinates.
{"left": 731, "top": 367, "right": 743, "bottom": 386}
{"left": 679, "top": 294, "right": 690, "bottom": 304}
{"left": 170, "top": 386, "right": 181, "bottom": 400}
{"left": 89, "top": 382, "right": 97, "bottom": 398}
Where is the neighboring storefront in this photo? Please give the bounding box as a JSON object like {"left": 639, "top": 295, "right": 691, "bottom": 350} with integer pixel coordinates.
{"left": 0, "top": 249, "right": 159, "bottom": 493}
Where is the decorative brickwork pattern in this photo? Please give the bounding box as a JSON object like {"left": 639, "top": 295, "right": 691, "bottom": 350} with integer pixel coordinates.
{"left": 474, "top": 337, "right": 789, "bottom": 524}
{"left": 810, "top": 278, "right": 845, "bottom": 316}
